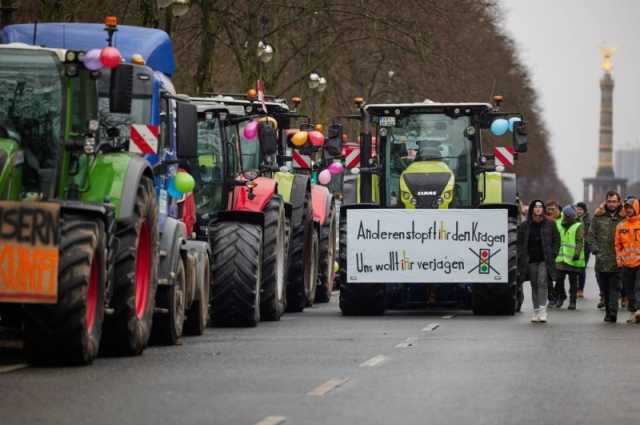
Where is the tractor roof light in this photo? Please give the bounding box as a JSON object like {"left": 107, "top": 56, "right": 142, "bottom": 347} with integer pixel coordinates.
{"left": 291, "top": 96, "right": 302, "bottom": 107}
{"left": 104, "top": 16, "right": 118, "bottom": 28}
{"left": 353, "top": 97, "right": 365, "bottom": 107}
{"left": 246, "top": 89, "right": 257, "bottom": 101}
{"left": 493, "top": 95, "right": 504, "bottom": 108}
{"left": 131, "top": 54, "right": 145, "bottom": 65}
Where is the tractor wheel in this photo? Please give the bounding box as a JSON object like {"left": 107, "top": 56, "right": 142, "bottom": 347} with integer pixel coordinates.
{"left": 306, "top": 227, "right": 320, "bottom": 307}
{"left": 286, "top": 187, "right": 314, "bottom": 312}
{"left": 24, "top": 216, "right": 106, "bottom": 365}
{"left": 315, "top": 200, "right": 337, "bottom": 303}
{"left": 211, "top": 221, "right": 262, "bottom": 327}
{"left": 152, "top": 258, "right": 186, "bottom": 344}
{"left": 184, "top": 254, "right": 210, "bottom": 335}
{"left": 260, "top": 196, "right": 287, "bottom": 321}
{"left": 103, "top": 176, "right": 158, "bottom": 355}
{"left": 472, "top": 216, "right": 518, "bottom": 316}
{"left": 337, "top": 212, "right": 386, "bottom": 315}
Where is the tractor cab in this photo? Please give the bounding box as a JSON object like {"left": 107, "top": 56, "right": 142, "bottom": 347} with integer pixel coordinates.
{"left": 351, "top": 101, "right": 528, "bottom": 211}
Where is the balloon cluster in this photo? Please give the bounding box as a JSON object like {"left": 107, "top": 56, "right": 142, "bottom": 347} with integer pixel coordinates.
{"left": 168, "top": 171, "right": 196, "bottom": 198}
{"left": 318, "top": 161, "right": 344, "bottom": 185}
{"left": 290, "top": 130, "right": 325, "bottom": 147}
{"left": 490, "top": 117, "right": 522, "bottom": 136}
{"left": 83, "top": 47, "right": 123, "bottom": 71}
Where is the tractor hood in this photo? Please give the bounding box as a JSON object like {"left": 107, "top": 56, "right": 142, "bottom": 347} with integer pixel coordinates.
{"left": 399, "top": 161, "right": 455, "bottom": 209}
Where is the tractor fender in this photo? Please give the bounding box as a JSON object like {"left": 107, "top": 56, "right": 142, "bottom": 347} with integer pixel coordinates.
{"left": 274, "top": 171, "right": 295, "bottom": 203}
{"left": 289, "top": 174, "right": 311, "bottom": 227}
{"left": 311, "top": 184, "right": 333, "bottom": 226}
{"left": 181, "top": 240, "right": 209, "bottom": 305}
{"left": 158, "top": 217, "right": 187, "bottom": 287}
{"left": 478, "top": 171, "right": 518, "bottom": 218}
{"left": 119, "top": 156, "right": 154, "bottom": 222}
{"left": 231, "top": 177, "right": 276, "bottom": 213}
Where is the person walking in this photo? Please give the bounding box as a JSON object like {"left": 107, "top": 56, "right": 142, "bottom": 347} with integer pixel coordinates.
{"left": 615, "top": 197, "right": 640, "bottom": 323}
{"left": 587, "top": 191, "right": 623, "bottom": 322}
{"left": 576, "top": 202, "right": 592, "bottom": 299}
{"left": 554, "top": 205, "right": 586, "bottom": 310}
{"left": 517, "top": 200, "right": 560, "bottom": 323}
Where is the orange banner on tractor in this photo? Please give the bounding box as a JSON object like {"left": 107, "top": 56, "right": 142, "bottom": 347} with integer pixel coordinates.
{"left": 0, "top": 202, "right": 60, "bottom": 304}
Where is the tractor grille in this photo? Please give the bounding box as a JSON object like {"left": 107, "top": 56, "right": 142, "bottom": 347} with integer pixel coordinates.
{"left": 402, "top": 172, "right": 451, "bottom": 208}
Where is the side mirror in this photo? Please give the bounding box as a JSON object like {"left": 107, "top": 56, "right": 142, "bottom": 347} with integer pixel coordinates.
{"left": 176, "top": 101, "right": 198, "bottom": 159}
{"left": 109, "top": 64, "right": 133, "bottom": 114}
{"left": 513, "top": 120, "right": 528, "bottom": 153}
{"left": 325, "top": 123, "right": 343, "bottom": 157}
{"left": 258, "top": 122, "right": 278, "bottom": 156}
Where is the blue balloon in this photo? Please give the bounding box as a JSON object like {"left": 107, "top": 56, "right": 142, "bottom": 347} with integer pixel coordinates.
{"left": 508, "top": 117, "right": 522, "bottom": 132}
{"left": 490, "top": 119, "right": 509, "bottom": 136}
{"left": 167, "top": 177, "right": 182, "bottom": 199}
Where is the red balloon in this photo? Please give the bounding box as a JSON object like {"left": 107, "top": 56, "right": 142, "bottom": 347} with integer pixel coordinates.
{"left": 309, "top": 130, "right": 325, "bottom": 147}
{"left": 100, "top": 47, "right": 122, "bottom": 69}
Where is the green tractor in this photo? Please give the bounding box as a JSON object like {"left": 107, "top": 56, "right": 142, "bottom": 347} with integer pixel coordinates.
{"left": 337, "top": 98, "right": 528, "bottom": 316}
{"left": 0, "top": 45, "right": 158, "bottom": 364}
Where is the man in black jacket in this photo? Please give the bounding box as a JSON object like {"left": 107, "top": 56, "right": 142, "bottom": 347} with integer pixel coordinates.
{"left": 518, "top": 199, "right": 561, "bottom": 323}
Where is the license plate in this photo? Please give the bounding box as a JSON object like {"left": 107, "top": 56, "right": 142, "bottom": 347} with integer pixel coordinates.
{"left": 0, "top": 201, "right": 60, "bottom": 304}
{"left": 378, "top": 116, "right": 396, "bottom": 127}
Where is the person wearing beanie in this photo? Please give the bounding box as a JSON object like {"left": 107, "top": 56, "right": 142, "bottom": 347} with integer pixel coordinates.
{"left": 575, "top": 201, "right": 592, "bottom": 298}
{"left": 615, "top": 197, "right": 640, "bottom": 323}
{"left": 554, "top": 204, "right": 586, "bottom": 309}
{"left": 588, "top": 190, "right": 624, "bottom": 322}
{"left": 517, "top": 200, "right": 561, "bottom": 323}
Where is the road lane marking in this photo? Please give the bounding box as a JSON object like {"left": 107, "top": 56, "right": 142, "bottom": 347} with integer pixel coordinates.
{"left": 308, "top": 378, "right": 350, "bottom": 396}
{"left": 441, "top": 315, "right": 455, "bottom": 319}
{"left": 395, "top": 337, "right": 418, "bottom": 348}
{"left": 0, "top": 363, "right": 28, "bottom": 374}
{"left": 255, "top": 416, "right": 286, "bottom": 425}
{"left": 422, "top": 323, "right": 440, "bottom": 332}
{"left": 360, "top": 355, "right": 388, "bottom": 368}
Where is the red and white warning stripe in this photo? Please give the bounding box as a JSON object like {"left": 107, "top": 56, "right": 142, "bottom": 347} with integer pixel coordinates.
{"left": 343, "top": 145, "right": 360, "bottom": 168}
{"left": 130, "top": 124, "right": 159, "bottom": 155}
{"left": 292, "top": 150, "right": 311, "bottom": 169}
{"left": 494, "top": 146, "right": 514, "bottom": 167}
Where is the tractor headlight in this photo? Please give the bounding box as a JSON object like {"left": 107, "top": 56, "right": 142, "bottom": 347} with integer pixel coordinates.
{"left": 401, "top": 191, "right": 412, "bottom": 201}
{"left": 65, "top": 50, "right": 77, "bottom": 63}
{"left": 443, "top": 190, "right": 452, "bottom": 200}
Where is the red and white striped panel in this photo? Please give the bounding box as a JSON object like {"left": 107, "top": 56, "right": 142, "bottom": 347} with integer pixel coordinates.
{"left": 292, "top": 150, "right": 311, "bottom": 169}
{"left": 343, "top": 145, "right": 360, "bottom": 168}
{"left": 494, "top": 146, "right": 514, "bottom": 167}
{"left": 130, "top": 124, "right": 159, "bottom": 155}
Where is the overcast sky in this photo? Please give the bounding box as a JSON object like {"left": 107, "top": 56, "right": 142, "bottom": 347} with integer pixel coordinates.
{"left": 500, "top": 0, "right": 640, "bottom": 201}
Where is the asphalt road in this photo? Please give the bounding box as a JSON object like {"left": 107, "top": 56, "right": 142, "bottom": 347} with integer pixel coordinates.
{"left": 2, "top": 270, "right": 640, "bottom": 425}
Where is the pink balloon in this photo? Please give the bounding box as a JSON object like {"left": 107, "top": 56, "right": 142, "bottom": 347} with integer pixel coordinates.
{"left": 318, "top": 169, "right": 332, "bottom": 185}
{"left": 243, "top": 120, "right": 258, "bottom": 140}
{"left": 83, "top": 49, "right": 102, "bottom": 71}
{"left": 328, "top": 161, "right": 344, "bottom": 175}
{"left": 309, "top": 130, "right": 325, "bottom": 147}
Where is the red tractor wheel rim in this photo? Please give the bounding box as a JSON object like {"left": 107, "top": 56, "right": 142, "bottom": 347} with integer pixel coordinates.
{"left": 135, "top": 221, "right": 151, "bottom": 320}
{"left": 86, "top": 257, "right": 98, "bottom": 334}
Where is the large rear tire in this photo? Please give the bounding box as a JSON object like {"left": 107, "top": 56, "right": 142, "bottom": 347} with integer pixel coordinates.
{"left": 211, "top": 221, "right": 262, "bottom": 327}
{"left": 286, "top": 187, "right": 314, "bottom": 312}
{"left": 103, "top": 176, "right": 158, "bottom": 355}
{"left": 24, "top": 215, "right": 106, "bottom": 365}
{"left": 315, "top": 200, "right": 336, "bottom": 303}
{"left": 260, "top": 196, "right": 287, "bottom": 321}
{"left": 337, "top": 211, "right": 386, "bottom": 315}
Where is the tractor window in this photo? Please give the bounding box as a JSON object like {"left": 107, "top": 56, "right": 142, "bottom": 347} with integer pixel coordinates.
{"left": 225, "top": 124, "right": 240, "bottom": 176}
{"left": 0, "top": 48, "right": 63, "bottom": 192}
{"left": 195, "top": 115, "right": 224, "bottom": 212}
{"left": 238, "top": 121, "right": 260, "bottom": 172}
{"left": 380, "top": 113, "right": 473, "bottom": 207}
{"left": 69, "top": 71, "right": 98, "bottom": 137}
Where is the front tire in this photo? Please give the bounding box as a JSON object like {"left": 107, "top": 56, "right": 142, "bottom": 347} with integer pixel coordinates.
{"left": 24, "top": 215, "right": 106, "bottom": 365}
{"left": 211, "top": 221, "right": 262, "bottom": 327}
{"left": 103, "top": 176, "right": 159, "bottom": 355}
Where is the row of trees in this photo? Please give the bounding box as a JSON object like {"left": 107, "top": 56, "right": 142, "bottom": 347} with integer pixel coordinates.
{"left": 7, "top": 0, "right": 572, "bottom": 203}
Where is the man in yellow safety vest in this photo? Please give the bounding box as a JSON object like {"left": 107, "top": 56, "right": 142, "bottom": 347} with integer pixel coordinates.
{"left": 554, "top": 205, "right": 586, "bottom": 310}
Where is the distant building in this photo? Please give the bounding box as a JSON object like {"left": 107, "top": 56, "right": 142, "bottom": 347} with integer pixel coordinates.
{"left": 615, "top": 148, "right": 640, "bottom": 185}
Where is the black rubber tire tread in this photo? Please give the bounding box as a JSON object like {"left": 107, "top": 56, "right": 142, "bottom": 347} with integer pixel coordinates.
{"left": 472, "top": 216, "right": 518, "bottom": 316}
{"left": 184, "top": 253, "right": 210, "bottom": 335}
{"left": 306, "top": 226, "right": 320, "bottom": 307}
{"left": 315, "top": 200, "right": 336, "bottom": 303}
{"left": 286, "top": 187, "right": 313, "bottom": 313}
{"left": 260, "top": 196, "right": 287, "bottom": 321}
{"left": 102, "top": 176, "right": 159, "bottom": 355}
{"left": 24, "top": 215, "right": 106, "bottom": 365}
{"left": 337, "top": 212, "right": 386, "bottom": 315}
{"left": 211, "top": 221, "right": 262, "bottom": 327}
{"left": 151, "top": 258, "right": 186, "bottom": 345}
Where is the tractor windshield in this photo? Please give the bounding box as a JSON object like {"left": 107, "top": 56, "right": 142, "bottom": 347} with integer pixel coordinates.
{"left": 380, "top": 113, "right": 473, "bottom": 207}
{"left": 195, "top": 114, "right": 226, "bottom": 212}
{"left": 0, "top": 48, "right": 63, "bottom": 161}
{"left": 238, "top": 120, "right": 260, "bottom": 173}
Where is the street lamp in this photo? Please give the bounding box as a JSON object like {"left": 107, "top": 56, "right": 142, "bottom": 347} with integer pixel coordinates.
{"left": 171, "top": 0, "right": 190, "bottom": 17}
{"left": 158, "top": 0, "right": 191, "bottom": 35}
{"left": 257, "top": 41, "right": 274, "bottom": 64}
